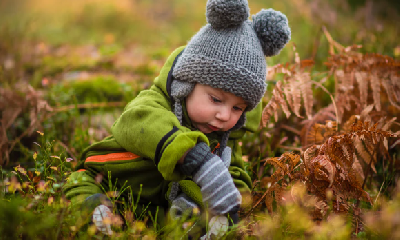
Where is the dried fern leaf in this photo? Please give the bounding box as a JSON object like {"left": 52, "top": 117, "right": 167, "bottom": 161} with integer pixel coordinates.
{"left": 264, "top": 188, "right": 274, "bottom": 214}
{"left": 275, "top": 81, "right": 291, "bottom": 118}
{"left": 303, "top": 145, "right": 320, "bottom": 167}
{"left": 311, "top": 155, "right": 336, "bottom": 187}
{"left": 266, "top": 157, "right": 286, "bottom": 172}
{"left": 370, "top": 73, "right": 381, "bottom": 111}
{"left": 300, "top": 105, "right": 336, "bottom": 146}
{"left": 382, "top": 117, "right": 397, "bottom": 131}
{"left": 283, "top": 81, "right": 294, "bottom": 112}
{"left": 382, "top": 77, "right": 400, "bottom": 110}
{"left": 262, "top": 96, "right": 279, "bottom": 127}
{"left": 352, "top": 155, "right": 365, "bottom": 186}
{"left": 282, "top": 152, "right": 301, "bottom": 171}
{"left": 342, "top": 115, "right": 360, "bottom": 133}
{"left": 298, "top": 72, "right": 314, "bottom": 119}
{"left": 290, "top": 79, "right": 302, "bottom": 117}
{"left": 306, "top": 123, "right": 326, "bottom": 145}
{"left": 360, "top": 104, "right": 374, "bottom": 119}
{"left": 390, "top": 72, "right": 400, "bottom": 102}
{"left": 261, "top": 81, "right": 291, "bottom": 126}
{"left": 355, "top": 71, "right": 368, "bottom": 109}
{"left": 326, "top": 136, "right": 354, "bottom": 171}
{"left": 354, "top": 135, "right": 376, "bottom": 174}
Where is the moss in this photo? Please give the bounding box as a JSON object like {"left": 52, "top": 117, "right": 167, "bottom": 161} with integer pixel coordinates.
{"left": 60, "top": 75, "right": 137, "bottom": 104}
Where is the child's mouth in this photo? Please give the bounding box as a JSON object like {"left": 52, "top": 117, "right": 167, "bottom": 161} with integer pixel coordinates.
{"left": 207, "top": 124, "right": 220, "bottom": 131}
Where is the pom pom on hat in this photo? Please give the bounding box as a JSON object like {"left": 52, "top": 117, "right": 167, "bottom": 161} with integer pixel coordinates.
{"left": 252, "top": 9, "right": 291, "bottom": 57}
{"left": 206, "top": 0, "right": 250, "bottom": 29}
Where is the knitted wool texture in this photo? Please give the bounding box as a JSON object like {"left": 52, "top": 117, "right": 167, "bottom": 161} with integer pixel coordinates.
{"left": 172, "top": 0, "right": 291, "bottom": 111}
{"left": 170, "top": 0, "right": 291, "bottom": 157}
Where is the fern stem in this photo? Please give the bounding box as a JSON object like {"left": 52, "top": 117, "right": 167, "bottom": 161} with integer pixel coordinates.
{"left": 276, "top": 145, "right": 301, "bottom": 152}
{"left": 362, "top": 146, "right": 377, "bottom": 190}
{"left": 311, "top": 80, "right": 339, "bottom": 127}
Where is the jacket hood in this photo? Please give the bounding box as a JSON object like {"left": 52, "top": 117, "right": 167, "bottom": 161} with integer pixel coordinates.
{"left": 153, "top": 46, "right": 262, "bottom": 135}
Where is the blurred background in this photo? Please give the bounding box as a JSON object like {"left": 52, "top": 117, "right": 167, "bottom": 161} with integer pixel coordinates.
{"left": 0, "top": 0, "right": 399, "bottom": 166}
{"left": 0, "top": 2, "right": 399, "bottom": 238}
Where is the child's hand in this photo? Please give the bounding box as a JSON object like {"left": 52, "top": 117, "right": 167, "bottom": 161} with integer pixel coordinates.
{"left": 169, "top": 193, "right": 200, "bottom": 220}
{"left": 220, "top": 146, "right": 231, "bottom": 168}
{"left": 180, "top": 142, "right": 241, "bottom": 215}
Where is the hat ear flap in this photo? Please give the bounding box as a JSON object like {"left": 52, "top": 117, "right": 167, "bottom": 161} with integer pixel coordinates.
{"left": 206, "top": 0, "right": 249, "bottom": 29}
{"left": 230, "top": 113, "right": 246, "bottom": 131}
{"left": 252, "top": 9, "right": 291, "bottom": 57}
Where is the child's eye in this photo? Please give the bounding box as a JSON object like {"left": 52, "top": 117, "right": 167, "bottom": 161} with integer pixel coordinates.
{"left": 233, "top": 106, "right": 243, "bottom": 111}
{"left": 210, "top": 96, "right": 221, "bottom": 103}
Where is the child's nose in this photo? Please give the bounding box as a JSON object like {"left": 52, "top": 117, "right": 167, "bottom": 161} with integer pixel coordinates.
{"left": 216, "top": 107, "right": 230, "bottom": 122}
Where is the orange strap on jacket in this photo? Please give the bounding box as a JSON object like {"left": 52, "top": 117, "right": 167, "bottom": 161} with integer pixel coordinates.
{"left": 212, "top": 143, "right": 220, "bottom": 153}
{"left": 85, "top": 152, "right": 140, "bottom": 163}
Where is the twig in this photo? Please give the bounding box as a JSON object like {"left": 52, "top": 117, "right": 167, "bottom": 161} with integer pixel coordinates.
{"left": 312, "top": 80, "right": 340, "bottom": 127}
{"left": 362, "top": 147, "right": 376, "bottom": 190}
{"left": 276, "top": 144, "right": 302, "bottom": 152}
{"left": 244, "top": 184, "right": 272, "bottom": 218}
{"left": 56, "top": 140, "right": 77, "bottom": 162}
{"left": 281, "top": 124, "right": 301, "bottom": 135}
{"left": 54, "top": 101, "right": 126, "bottom": 112}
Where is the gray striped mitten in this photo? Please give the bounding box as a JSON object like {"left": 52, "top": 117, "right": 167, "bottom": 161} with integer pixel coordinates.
{"left": 170, "top": 193, "right": 200, "bottom": 220}
{"left": 179, "top": 142, "right": 241, "bottom": 215}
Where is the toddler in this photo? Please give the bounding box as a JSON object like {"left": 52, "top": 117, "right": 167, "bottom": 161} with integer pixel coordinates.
{"left": 63, "top": 0, "right": 290, "bottom": 238}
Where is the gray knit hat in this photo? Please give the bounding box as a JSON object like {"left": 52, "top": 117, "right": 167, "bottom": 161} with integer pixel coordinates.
{"left": 172, "top": 0, "right": 291, "bottom": 112}
{"left": 170, "top": 0, "right": 290, "bottom": 154}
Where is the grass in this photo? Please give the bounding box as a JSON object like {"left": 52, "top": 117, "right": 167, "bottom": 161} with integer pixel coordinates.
{"left": 0, "top": 0, "right": 399, "bottom": 239}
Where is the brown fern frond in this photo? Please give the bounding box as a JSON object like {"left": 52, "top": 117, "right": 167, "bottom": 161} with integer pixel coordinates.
{"left": 305, "top": 123, "right": 325, "bottom": 146}
{"left": 288, "top": 78, "right": 302, "bottom": 117}
{"left": 352, "top": 155, "right": 365, "bottom": 185}
{"left": 355, "top": 71, "right": 368, "bottom": 108}
{"left": 276, "top": 81, "right": 291, "bottom": 119}
{"left": 261, "top": 97, "right": 279, "bottom": 128}
{"left": 342, "top": 115, "right": 360, "bottom": 133}
{"left": 326, "top": 136, "right": 355, "bottom": 171}
{"left": 354, "top": 135, "right": 376, "bottom": 173}
{"left": 265, "top": 157, "right": 286, "bottom": 172}
{"left": 310, "top": 155, "right": 336, "bottom": 187}
{"left": 370, "top": 73, "right": 381, "bottom": 111}
{"left": 261, "top": 81, "right": 290, "bottom": 127}
{"left": 301, "top": 105, "right": 336, "bottom": 147}
{"left": 298, "top": 72, "right": 314, "bottom": 119}
{"left": 303, "top": 145, "right": 320, "bottom": 167}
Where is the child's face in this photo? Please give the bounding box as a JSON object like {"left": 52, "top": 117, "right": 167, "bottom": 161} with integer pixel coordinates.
{"left": 185, "top": 84, "right": 247, "bottom": 134}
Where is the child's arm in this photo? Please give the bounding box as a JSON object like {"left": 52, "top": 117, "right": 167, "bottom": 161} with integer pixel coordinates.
{"left": 111, "top": 85, "right": 209, "bottom": 182}
{"left": 63, "top": 170, "right": 104, "bottom": 206}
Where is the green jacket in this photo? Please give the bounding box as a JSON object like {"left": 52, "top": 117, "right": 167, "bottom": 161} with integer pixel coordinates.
{"left": 63, "top": 46, "right": 262, "bottom": 225}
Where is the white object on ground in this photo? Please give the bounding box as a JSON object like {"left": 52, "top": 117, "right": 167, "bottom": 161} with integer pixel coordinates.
{"left": 92, "top": 204, "right": 113, "bottom": 235}
{"left": 200, "top": 215, "right": 229, "bottom": 240}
